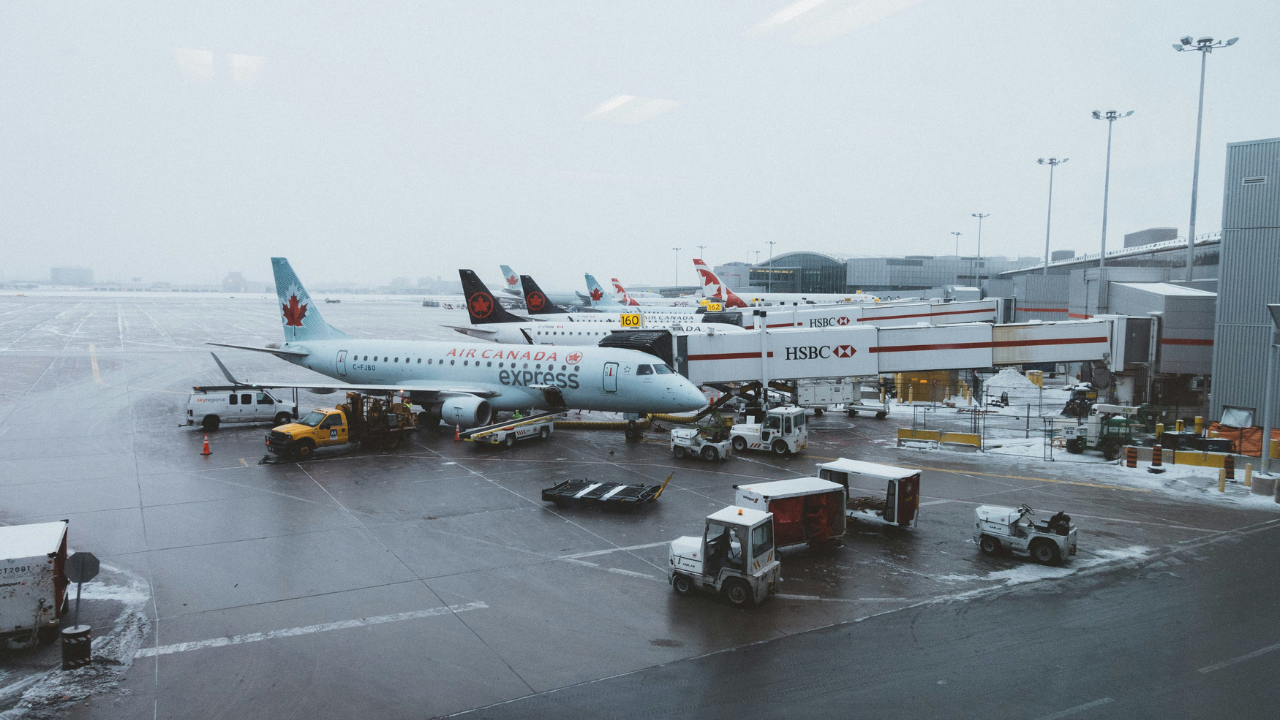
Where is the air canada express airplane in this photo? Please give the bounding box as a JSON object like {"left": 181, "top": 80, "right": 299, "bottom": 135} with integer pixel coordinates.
{"left": 449, "top": 270, "right": 744, "bottom": 345}
{"left": 209, "top": 258, "right": 708, "bottom": 428}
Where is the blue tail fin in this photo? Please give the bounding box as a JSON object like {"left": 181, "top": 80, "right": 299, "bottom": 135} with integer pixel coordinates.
{"left": 584, "top": 274, "right": 622, "bottom": 307}
{"left": 271, "top": 258, "right": 346, "bottom": 343}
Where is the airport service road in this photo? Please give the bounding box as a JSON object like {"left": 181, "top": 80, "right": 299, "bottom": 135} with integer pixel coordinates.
{"left": 0, "top": 294, "right": 1276, "bottom": 720}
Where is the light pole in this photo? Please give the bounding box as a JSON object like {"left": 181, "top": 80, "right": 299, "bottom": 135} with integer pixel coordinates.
{"left": 1174, "top": 35, "right": 1238, "bottom": 281}
{"left": 950, "top": 231, "right": 962, "bottom": 256}
{"left": 671, "top": 247, "right": 681, "bottom": 286}
{"left": 766, "top": 241, "right": 777, "bottom": 292}
{"left": 1037, "top": 158, "right": 1068, "bottom": 276}
{"left": 696, "top": 244, "right": 706, "bottom": 259}
{"left": 971, "top": 213, "right": 989, "bottom": 289}
{"left": 1092, "top": 111, "right": 1133, "bottom": 269}
{"left": 1263, "top": 304, "right": 1280, "bottom": 476}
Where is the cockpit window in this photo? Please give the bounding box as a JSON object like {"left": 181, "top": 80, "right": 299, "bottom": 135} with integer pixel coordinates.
{"left": 654, "top": 364, "right": 673, "bottom": 374}
{"left": 636, "top": 365, "right": 653, "bottom": 376}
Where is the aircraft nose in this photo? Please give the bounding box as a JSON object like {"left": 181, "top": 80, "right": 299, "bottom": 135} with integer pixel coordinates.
{"left": 673, "top": 379, "right": 708, "bottom": 412}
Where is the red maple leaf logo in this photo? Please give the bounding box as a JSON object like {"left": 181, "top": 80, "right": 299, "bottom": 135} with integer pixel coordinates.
{"left": 468, "top": 293, "right": 494, "bottom": 319}
{"left": 527, "top": 292, "right": 547, "bottom": 311}
{"left": 590, "top": 287, "right": 603, "bottom": 301}
{"left": 506, "top": 275, "right": 518, "bottom": 286}
{"left": 282, "top": 294, "right": 307, "bottom": 327}
{"left": 566, "top": 352, "right": 583, "bottom": 364}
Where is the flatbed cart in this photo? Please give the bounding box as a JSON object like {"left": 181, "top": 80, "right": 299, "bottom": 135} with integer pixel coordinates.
{"left": 461, "top": 412, "right": 563, "bottom": 448}
{"left": 542, "top": 473, "right": 673, "bottom": 509}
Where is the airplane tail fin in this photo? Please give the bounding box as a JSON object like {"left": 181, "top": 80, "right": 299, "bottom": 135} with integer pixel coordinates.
{"left": 499, "top": 265, "right": 520, "bottom": 293}
{"left": 520, "top": 275, "right": 570, "bottom": 314}
{"left": 691, "top": 259, "right": 746, "bottom": 308}
{"left": 271, "top": 257, "right": 347, "bottom": 343}
{"left": 609, "top": 277, "right": 639, "bottom": 306}
{"left": 583, "top": 274, "right": 622, "bottom": 307}
{"left": 459, "top": 270, "right": 528, "bottom": 324}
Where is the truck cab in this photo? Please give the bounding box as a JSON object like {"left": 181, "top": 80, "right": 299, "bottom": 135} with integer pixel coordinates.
{"left": 669, "top": 506, "right": 781, "bottom": 608}
{"left": 730, "top": 406, "right": 808, "bottom": 456}
{"left": 188, "top": 389, "right": 295, "bottom": 431}
{"left": 267, "top": 409, "right": 350, "bottom": 458}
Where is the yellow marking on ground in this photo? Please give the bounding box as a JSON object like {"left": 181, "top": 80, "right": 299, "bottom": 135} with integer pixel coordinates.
{"left": 90, "top": 343, "right": 102, "bottom": 384}
{"left": 239, "top": 458, "right": 248, "bottom": 467}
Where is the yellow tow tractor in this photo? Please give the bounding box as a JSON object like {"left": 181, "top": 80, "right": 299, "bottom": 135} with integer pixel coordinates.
{"left": 266, "top": 392, "right": 416, "bottom": 460}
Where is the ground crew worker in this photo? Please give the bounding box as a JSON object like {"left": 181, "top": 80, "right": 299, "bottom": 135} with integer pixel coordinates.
{"left": 513, "top": 409, "right": 523, "bottom": 419}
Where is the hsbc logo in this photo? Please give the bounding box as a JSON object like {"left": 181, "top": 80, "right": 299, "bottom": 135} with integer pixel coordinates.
{"left": 808, "top": 316, "right": 853, "bottom": 328}
{"left": 784, "top": 344, "right": 858, "bottom": 361}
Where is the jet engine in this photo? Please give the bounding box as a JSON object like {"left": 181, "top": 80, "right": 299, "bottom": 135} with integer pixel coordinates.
{"left": 440, "top": 396, "right": 493, "bottom": 428}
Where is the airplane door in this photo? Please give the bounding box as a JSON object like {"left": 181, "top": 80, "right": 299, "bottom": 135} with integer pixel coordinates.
{"left": 336, "top": 350, "right": 347, "bottom": 376}
{"left": 603, "top": 362, "right": 618, "bottom": 392}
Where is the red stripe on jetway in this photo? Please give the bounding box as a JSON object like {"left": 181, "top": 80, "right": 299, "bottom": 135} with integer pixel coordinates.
{"left": 990, "top": 336, "right": 1109, "bottom": 348}
{"left": 870, "top": 342, "right": 991, "bottom": 353}
{"left": 873, "top": 336, "right": 1110, "bottom": 354}
{"left": 858, "top": 307, "right": 993, "bottom": 322}
{"left": 766, "top": 322, "right": 801, "bottom": 328}
{"left": 1017, "top": 307, "right": 1069, "bottom": 313}
{"left": 1161, "top": 338, "right": 1213, "bottom": 346}
{"left": 1068, "top": 313, "right": 1092, "bottom": 319}
{"left": 688, "top": 351, "right": 774, "bottom": 361}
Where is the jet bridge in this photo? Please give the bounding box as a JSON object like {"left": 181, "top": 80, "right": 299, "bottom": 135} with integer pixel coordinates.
{"left": 602, "top": 318, "right": 1114, "bottom": 386}
{"left": 712, "top": 299, "right": 1001, "bottom": 331}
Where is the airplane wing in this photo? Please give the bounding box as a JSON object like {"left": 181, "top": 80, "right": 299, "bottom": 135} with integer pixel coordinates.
{"left": 203, "top": 352, "right": 502, "bottom": 398}
{"left": 208, "top": 342, "right": 310, "bottom": 358}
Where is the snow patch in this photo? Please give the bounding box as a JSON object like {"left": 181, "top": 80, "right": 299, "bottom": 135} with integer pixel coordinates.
{"left": 984, "top": 367, "right": 1036, "bottom": 390}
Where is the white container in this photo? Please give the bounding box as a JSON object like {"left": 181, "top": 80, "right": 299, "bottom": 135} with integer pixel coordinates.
{"left": 1, "top": 521, "right": 69, "bottom": 640}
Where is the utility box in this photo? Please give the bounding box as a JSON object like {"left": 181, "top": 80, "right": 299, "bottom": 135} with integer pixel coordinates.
{"left": 734, "top": 478, "right": 847, "bottom": 547}
{"left": 1, "top": 521, "right": 69, "bottom": 643}
{"left": 796, "top": 379, "right": 857, "bottom": 407}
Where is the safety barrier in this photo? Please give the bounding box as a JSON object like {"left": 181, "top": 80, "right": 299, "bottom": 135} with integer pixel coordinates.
{"left": 940, "top": 432, "right": 982, "bottom": 449}
{"left": 1172, "top": 450, "right": 1233, "bottom": 468}
{"left": 897, "top": 428, "right": 941, "bottom": 446}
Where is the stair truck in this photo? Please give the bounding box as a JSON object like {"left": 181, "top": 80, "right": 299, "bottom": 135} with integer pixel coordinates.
{"left": 267, "top": 392, "right": 416, "bottom": 459}
{"left": 733, "top": 478, "right": 846, "bottom": 548}
{"left": 815, "top": 458, "right": 921, "bottom": 528}
{"left": 669, "top": 506, "right": 781, "bottom": 608}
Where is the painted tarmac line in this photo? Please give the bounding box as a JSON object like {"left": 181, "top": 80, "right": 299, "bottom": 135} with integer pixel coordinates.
{"left": 562, "top": 541, "right": 670, "bottom": 559}
{"left": 1198, "top": 640, "right": 1280, "bottom": 673}
{"left": 918, "top": 499, "right": 953, "bottom": 507}
{"left": 1032, "top": 697, "right": 1113, "bottom": 719}
{"left": 909, "top": 465, "right": 1150, "bottom": 493}
{"left": 777, "top": 594, "right": 913, "bottom": 603}
{"left": 134, "top": 602, "right": 487, "bottom": 658}
{"left": 607, "top": 568, "right": 660, "bottom": 581}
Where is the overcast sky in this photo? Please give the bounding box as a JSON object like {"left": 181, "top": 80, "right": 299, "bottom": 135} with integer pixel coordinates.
{"left": 1, "top": 1, "right": 1274, "bottom": 289}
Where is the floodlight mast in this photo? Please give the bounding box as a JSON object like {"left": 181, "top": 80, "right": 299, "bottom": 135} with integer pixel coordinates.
{"left": 971, "top": 213, "right": 990, "bottom": 289}
{"left": 1037, "top": 159, "right": 1067, "bottom": 276}
{"left": 1092, "top": 110, "right": 1134, "bottom": 269}
{"left": 1173, "top": 35, "right": 1239, "bottom": 281}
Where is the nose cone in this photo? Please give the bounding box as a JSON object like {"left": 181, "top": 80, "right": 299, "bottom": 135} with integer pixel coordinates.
{"left": 671, "top": 377, "right": 708, "bottom": 412}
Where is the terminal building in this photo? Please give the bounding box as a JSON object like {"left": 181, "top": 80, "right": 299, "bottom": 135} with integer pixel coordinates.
{"left": 714, "top": 252, "right": 1038, "bottom": 297}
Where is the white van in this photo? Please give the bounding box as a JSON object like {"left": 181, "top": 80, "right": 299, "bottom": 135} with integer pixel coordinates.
{"left": 187, "top": 389, "right": 296, "bottom": 431}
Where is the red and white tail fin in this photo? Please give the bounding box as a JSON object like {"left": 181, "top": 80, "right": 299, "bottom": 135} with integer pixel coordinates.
{"left": 610, "top": 278, "right": 641, "bottom": 306}
{"left": 692, "top": 259, "right": 746, "bottom": 308}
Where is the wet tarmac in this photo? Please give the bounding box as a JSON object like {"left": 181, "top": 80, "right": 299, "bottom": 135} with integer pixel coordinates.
{"left": 1, "top": 293, "right": 1277, "bottom": 719}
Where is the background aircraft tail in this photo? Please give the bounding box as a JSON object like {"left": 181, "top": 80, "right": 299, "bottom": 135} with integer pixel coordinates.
{"left": 459, "top": 270, "right": 528, "bottom": 324}
{"left": 691, "top": 259, "right": 746, "bottom": 308}
{"left": 499, "top": 265, "right": 521, "bottom": 294}
{"left": 584, "top": 274, "right": 624, "bottom": 307}
{"left": 609, "top": 277, "right": 639, "bottom": 306}
{"left": 271, "top": 258, "right": 348, "bottom": 343}
{"left": 520, "top": 275, "right": 571, "bottom": 314}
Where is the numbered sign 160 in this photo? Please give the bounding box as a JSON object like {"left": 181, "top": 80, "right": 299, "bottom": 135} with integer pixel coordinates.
{"left": 620, "top": 314, "right": 642, "bottom": 327}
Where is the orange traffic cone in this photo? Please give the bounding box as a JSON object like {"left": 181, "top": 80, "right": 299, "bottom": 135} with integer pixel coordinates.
{"left": 454, "top": 424, "right": 461, "bottom": 442}
{"left": 201, "top": 434, "right": 211, "bottom": 456}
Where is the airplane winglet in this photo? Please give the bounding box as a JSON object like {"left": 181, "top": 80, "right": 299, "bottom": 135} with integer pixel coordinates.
{"left": 210, "top": 352, "right": 242, "bottom": 386}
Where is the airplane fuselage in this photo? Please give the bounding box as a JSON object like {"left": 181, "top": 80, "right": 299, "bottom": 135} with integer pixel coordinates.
{"left": 280, "top": 338, "right": 706, "bottom": 414}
